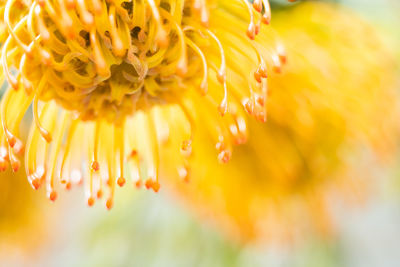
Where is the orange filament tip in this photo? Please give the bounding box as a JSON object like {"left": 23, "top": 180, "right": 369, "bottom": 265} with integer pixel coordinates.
{"left": 40, "top": 51, "right": 52, "bottom": 66}
{"left": 41, "top": 131, "right": 52, "bottom": 143}
{"left": 256, "top": 111, "right": 267, "bottom": 122}
{"left": 13, "top": 141, "right": 24, "bottom": 155}
{"left": 145, "top": 179, "right": 160, "bottom": 193}
{"left": 106, "top": 199, "right": 113, "bottom": 210}
{"left": 0, "top": 158, "right": 8, "bottom": 172}
{"left": 97, "top": 189, "right": 103, "bottom": 199}
{"left": 66, "top": 182, "right": 72, "bottom": 190}
{"left": 244, "top": 99, "right": 255, "bottom": 115}
{"left": 258, "top": 65, "right": 268, "bottom": 78}
{"left": 255, "top": 23, "right": 260, "bottom": 35}
{"left": 273, "top": 65, "right": 282, "bottom": 73}
{"left": 279, "top": 54, "right": 287, "bottom": 64}
{"left": 216, "top": 140, "right": 225, "bottom": 152}
{"left": 135, "top": 180, "right": 142, "bottom": 188}
{"left": 178, "top": 167, "right": 189, "bottom": 182}
{"left": 49, "top": 191, "right": 58, "bottom": 201}
{"left": 90, "top": 161, "right": 100, "bottom": 171}
{"left": 156, "top": 31, "right": 169, "bottom": 48}
{"left": 92, "top": 2, "right": 102, "bottom": 14}
{"left": 200, "top": 83, "right": 208, "bottom": 95}
{"left": 262, "top": 14, "right": 271, "bottom": 25}
{"left": 37, "top": 0, "right": 45, "bottom": 7}
{"left": 11, "top": 160, "right": 20, "bottom": 172}
{"left": 31, "top": 178, "right": 41, "bottom": 190}
{"left": 117, "top": 177, "right": 126, "bottom": 187}
{"left": 87, "top": 196, "right": 95, "bottom": 206}
{"left": 246, "top": 23, "right": 256, "bottom": 40}
{"left": 183, "top": 176, "right": 190, "bottom": 183}
{"left": 181, "top": 140, "right": 192, "bottom": 151}
{"left": 176, "top": 61, "right": 188, "bottom": 77}
{"left": 253, "top": 0, "right": 262, "bottom": 12}
{"left": 257, "top": 95, "right": 265, "bottom": 106}
{"left": 65, "top": 0, "right": 75, "bottom": 9}
{"left": 218, "top": 103, "right": 228, "bottom": 116}
{"left": 129, "top": 150, "right": 138, "bottom": 158}
{"left": 254, "top": 71, "right": 262, "bottom": 83}
{"left": 7, "top": 136, "right": 16, "bottom": 147}
{"left": 218, "top": 150, "right": 231, "bottom": 164}
{"left": 217, "top": 72, "right": 226, "bottom": 84}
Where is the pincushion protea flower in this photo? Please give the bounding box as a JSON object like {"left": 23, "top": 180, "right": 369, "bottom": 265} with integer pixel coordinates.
{"left": 0, "top": 0, "right": 289, "bottom": 208}
{"left": 159, "top": 2, "right": 400, "bottom": 244}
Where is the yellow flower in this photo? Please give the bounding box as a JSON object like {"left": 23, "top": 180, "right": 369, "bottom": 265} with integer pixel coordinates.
{"left": 160, "top": 2, "right": 400, "bottom": 244}
{"left": 0, "top": 0, "right": 288, "bottom": 208}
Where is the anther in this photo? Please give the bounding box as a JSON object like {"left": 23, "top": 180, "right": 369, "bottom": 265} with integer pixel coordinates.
{"left": 91, "top": 161, "right": 100, "bottom": 171}
{"left": 218, "top": 150, "right": 231, "bottom": 164}
{"left": 0, "top": 157, "right": 8, "bottom": 172}
{"left": 135, "top": 180, "right": 142, "bottom": 188}
{"left": 87, "top": 196, "right": 95, "bottom": 207}
{"left": 117, "top": 177, "right": 126, "bottom": 187}
{"left": 48, "top": 190, "right": 58, "bottom": 202}
{"left": 106, "top": 198, "right": 113, "bottom": 210}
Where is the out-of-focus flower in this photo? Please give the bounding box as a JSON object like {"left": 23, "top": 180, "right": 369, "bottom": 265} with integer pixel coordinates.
{"left": 0, "top": 0, "right": 289, "bottom": 208}
{"left": 160, "top": 2, "right": 400, "bottom": 244}
{"left": 0, "top": 166, "right": 48, "bottom": 256}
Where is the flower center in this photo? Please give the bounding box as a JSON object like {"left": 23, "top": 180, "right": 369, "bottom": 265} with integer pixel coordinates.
{"left": 2, "top": 0, "right": 280, "bottom": 123}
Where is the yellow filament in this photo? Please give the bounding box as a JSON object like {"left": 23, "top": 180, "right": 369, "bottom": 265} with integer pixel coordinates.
{"left": 184, "top": 36, "right": 208, "bottom": 94}
{"left": 60, "top": 119, "right": 78, "bottom": 183}
{"left": 33, "top": 74, "right": 52, "bottom": 143}
{"left": 46, "top": 111, "right": 68, "bottom": 198}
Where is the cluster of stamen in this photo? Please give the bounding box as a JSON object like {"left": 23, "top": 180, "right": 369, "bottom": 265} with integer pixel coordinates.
{"left": 0, "top": 0, "right": 287, "bottom": 208}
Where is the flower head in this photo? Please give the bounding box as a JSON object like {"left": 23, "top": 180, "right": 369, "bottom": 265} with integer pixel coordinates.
{"left": 0, "top": 0, "right": 287, "bottom": 207}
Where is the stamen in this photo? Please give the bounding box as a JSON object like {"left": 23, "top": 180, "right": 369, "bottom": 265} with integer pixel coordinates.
{"left": 60, "top": 120, "right": 78, "bottom": 184}
{"left": 116, "top": 124, "right": 126, "bottom": 187}
{"left": 90, "top": 28, "right": 109, "bottom": 77}
{"left": 253, "top": 0, "right": 262, "bottom": 12}
{"left": 1, "top": 90, "right": 19, "bottom": 148}
{"left": 33, "top": 5, "right": 51, "bottom": 42}
{"left": 145, "top": 108, "right": 160, "bottom": 193}
{"left": 2, "top": 37, "right": 19, "bottom": 89}
{"left": 32, "top": 76, "right": 52, "bottom": 143}
{"left": 91, "top": 121, "right": 100, "bottom": 172}
{"left": 91, "top": 0, "right": 102, "bottom": 14}
{"left": 76, "top": 0, "right": 94, "bottom": 27}
{"left": 238, "top": 0, "right": 256, "bottom": 39}
{"left": 108, "top": 5, "right": 126, "bottom": 57}
{"left": 146, "top": 0, "right": 168, "bottom": 47}
{"left": 9, "top": 146, "right": 20, "bottom": 172}
{"left": 87, "top": 126, "right": 96, "bottom": 206}
{"left": 0, "top": 143, "right": 9, "bottom": 172}
{"left": 46, "top": 111, "right": 68, "bottom": 201}
{"left": 4, "top": 0, "right": 30, "bottom": 52}
{"left": 106, "top": 125, "right": 115, "bottom": 210}
{"left": 184, "top": 36, "right": 208, "bottom": 94}
{"left": 176, "top": 100, "right": 195, "bottom": 157}
{"left": 261, "top": 0, "right": 271, "bottom": 25}
{"left": 19, "top": 53, "right": 32, "bottom": 94}
{"left": 160, "top": 9, "right": 187, "bottom": 76}
{"left": 25, "top": 104, "right": 51, "bottom": 190}
{"left": 204, "top": 29, "right": 228, "bottom": 116}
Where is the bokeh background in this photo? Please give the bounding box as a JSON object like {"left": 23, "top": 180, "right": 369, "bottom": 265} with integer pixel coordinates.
{"left": 1, "top": 0, "right": 400, "bottom": 267}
